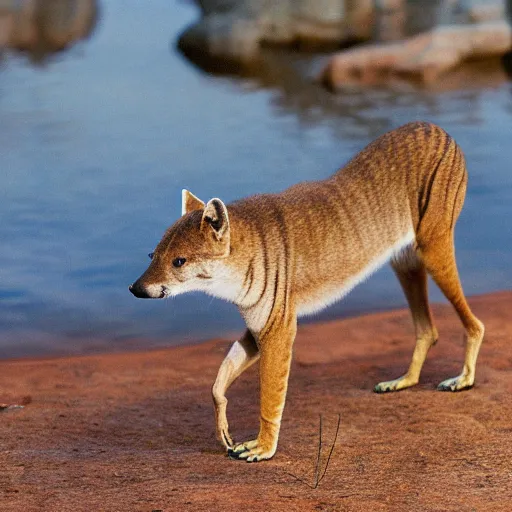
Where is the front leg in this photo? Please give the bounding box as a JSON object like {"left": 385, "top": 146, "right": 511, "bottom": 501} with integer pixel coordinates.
{"left": 212, "top": 330, "right": 259, "bottom": 450}
{"left": 230, "top": 315, "right": 297, "bottom": 462}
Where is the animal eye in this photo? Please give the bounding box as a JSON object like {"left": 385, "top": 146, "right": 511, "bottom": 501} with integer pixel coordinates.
{"left": 148, "top": 252, "right": 154, "bottom": 260}
{"left": 172, "top": 257, "right": 187, "bottom": 268}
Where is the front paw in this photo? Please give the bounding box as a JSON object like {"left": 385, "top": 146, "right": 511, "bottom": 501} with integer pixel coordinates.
{"left": 215, "top": 406, "right": 234, "bottom": 450}
{"left": 227, "top": 439, "right": 276, "bottom": 462}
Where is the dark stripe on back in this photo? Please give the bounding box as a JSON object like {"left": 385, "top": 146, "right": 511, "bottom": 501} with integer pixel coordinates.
{"left": 417, "top": 133, "right": 452, "bottom": 231}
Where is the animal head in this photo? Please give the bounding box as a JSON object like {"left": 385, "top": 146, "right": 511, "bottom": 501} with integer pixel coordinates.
{"left": 129, "top": 190, "right": 239, "bottom": 301}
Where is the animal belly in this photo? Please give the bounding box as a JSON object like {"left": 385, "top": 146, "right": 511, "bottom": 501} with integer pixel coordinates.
{"left": 296, "top": 229, "right": 415, "bottom": 316}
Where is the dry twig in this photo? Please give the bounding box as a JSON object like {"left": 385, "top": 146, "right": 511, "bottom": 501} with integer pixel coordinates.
{"left": 287, "top": 413, "right": 341, "bottom": 489}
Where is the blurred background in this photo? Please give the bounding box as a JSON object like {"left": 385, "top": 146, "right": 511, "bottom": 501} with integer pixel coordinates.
{"left": 0, "top": 0, "right": 511, "bottom": 358}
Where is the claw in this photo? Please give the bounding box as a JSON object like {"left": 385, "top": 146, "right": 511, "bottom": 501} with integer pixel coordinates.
{"left": 227, "top": 448, "right": 243, "bottom": 460}
{"left": 373, "top": 383, "right": 394, "bottom": 393}
{"left": 227, "top": 439, "right": 275, "bottom": 462}
{"left": 232, "top": 439, "right": 258, "bottom": 453}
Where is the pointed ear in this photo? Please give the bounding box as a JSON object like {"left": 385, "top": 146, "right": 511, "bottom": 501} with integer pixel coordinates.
{"left": 182, "top": 189, "right": 205, "bottom": 216}
{"left": 201, "top": 198, "right": 230, "bottom": 241}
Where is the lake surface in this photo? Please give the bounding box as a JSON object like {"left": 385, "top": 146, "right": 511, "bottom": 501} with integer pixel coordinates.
{"left": 1, "top": 0, "right": 511, "bottom": 358}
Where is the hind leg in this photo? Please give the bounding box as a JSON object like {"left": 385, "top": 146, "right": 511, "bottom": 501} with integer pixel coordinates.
{"left": 420, "top": 236, "right": 484, "bottom": 391}
{"left": 375, "top": 249, "right": 438, "bottom": 393}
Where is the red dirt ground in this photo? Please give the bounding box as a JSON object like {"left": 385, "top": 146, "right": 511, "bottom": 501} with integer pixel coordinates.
{"left": 1, "top": 292, "right": 511, "bottom": 511}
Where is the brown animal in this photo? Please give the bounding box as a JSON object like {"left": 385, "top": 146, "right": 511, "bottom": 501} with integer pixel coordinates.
{"left": 129, "top": 121, "right": 484, "bottom": 462}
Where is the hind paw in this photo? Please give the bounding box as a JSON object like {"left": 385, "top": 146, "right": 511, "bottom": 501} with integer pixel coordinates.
{"left": 437, "top": 375, "right": 474, "bottom": 392}
{"left": 374, "top": 375, "right": 418, "bottom": 393}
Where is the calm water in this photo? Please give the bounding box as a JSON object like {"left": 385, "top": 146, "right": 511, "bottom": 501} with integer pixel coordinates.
{"left": 1, "top": 1, "right": 511, "bottom": 358}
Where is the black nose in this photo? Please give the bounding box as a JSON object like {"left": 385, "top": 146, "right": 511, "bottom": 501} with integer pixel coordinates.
{"left": 129, "top": 282, "right": 151, "bottom": 299}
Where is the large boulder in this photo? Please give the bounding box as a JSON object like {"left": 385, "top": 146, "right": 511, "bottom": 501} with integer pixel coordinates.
{"left": 179, "top": 0, "right": 512, "bottom": 81}
{"left": 0, "top": 0, "right": 98, "bottom": 62}
{"left": 322, "top": 0, "right": 512, "bottom": 87}
{"left": 178, "top": 0, "right": 375, "bottom": 70}
{"left": 322, "top": 20, "right": 512, "bottom": 86}
{"left": 322, "top": 0, "right": 512, "bottom": 86}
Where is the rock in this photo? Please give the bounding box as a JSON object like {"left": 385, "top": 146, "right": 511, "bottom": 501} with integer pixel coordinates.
{"left": 344, "top": 0, "right": 374, "bottom": 40}
{"left": 373, "top": 0, "right": 407, "bottom": 42}
{"left": 293, "top": 0, "right": 345, "bottom": 43}
{"left": 179, "top": 0, "right": 368, "bottom": 70}
{"left": 180, "top": 0, "right": 512, "bottom": 79}
{"left": 458, "top": 0, "right": 505, "bottom": 23}
{"left": 178, "top": 13, "right": 261, "bottom": 75}
{"left": 0, "top": 403, "right": 24, "bottom": 412}
{"left": 322, "top": 0, "right": 512, "bottom": 87}
{"left": 322, "top": 20, "right": 512, "bottom": 87}
{"left": 0, "top": 0, "right": 98, "bottom": 62}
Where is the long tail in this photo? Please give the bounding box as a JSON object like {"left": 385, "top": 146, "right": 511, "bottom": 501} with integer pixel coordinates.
{"left": 416, "top": 135, "right": 467, "bottom": 247}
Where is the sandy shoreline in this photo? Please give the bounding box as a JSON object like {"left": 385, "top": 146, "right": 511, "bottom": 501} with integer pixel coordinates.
{"left": 1, "top": 291, "right": 511, "bottom": 511}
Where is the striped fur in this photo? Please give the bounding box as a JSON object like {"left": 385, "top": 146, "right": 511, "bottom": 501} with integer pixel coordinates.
{"left": 130, "top": 122, "right": 484, "bottom": 462}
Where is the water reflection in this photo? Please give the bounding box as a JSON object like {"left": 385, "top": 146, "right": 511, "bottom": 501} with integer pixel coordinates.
{"left": 0, "top": 0, "right": 98, "bottom": 62}
{"left": 0, "top": 1, "right": 510, "bottom": 358}
{"left": 185, "top": 44, "right": 510, "bottom": 140}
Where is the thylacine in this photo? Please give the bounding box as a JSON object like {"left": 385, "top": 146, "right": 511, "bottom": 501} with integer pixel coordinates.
{"left": 130, "top": 121, "right": 484, "bottom": 462}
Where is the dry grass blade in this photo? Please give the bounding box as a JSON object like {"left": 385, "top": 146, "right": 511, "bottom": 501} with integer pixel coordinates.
{"left": 313, "top": 413, "right": 323, "bottom": 488}
{"left": 287, "top": 413, "right": 340, "bottom": 489}
{"left": 317, "top": 413, "right": 341, "bottom": 486}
